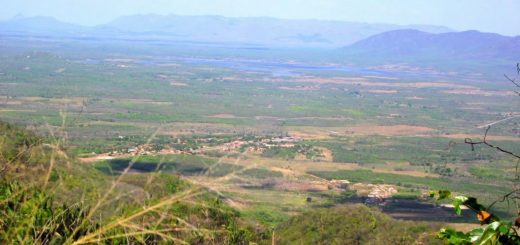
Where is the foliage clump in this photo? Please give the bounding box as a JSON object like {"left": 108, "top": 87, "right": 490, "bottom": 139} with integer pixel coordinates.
{"left": 0, "top": 181, "right": 95, "bottom": 244}
{"left": 431, "top": 190, "right": 520, "bottom": 245}
{"left": 273, "top": 204, "right": 439, "bottom": 244}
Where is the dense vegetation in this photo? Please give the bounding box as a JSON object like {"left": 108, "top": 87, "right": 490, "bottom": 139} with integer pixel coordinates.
{"left": 274, "top": 205, "right": 439, "bottom": 244}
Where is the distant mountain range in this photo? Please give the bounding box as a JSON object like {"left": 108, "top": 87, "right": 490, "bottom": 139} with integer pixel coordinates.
{"left": 0, "top": 15, "right": 86, "bottom": 35}
{"left": 1, "top": 14, "right": 518, "bottom": 61}
{"left": 0, "top": 14, "right": 452, "bottom": 47}
{"left": 342, "top": 29, "right": 520, "bottom": 60}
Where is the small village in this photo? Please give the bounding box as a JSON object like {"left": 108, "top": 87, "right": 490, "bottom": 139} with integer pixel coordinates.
{"left": 81, "top": 135, "right": 305, "bottom": 161}
{"left": 81, "top": 134, "right": 399, "bottom": 205}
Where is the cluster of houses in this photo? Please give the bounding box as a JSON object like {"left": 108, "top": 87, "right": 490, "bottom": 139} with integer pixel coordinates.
{"left": 364, "top": 184, "right": 398, "bottom": 205}
{"left": 116, "top": 135, "right": 304, "bottom": 156}
{"left": 124, "top": 144, "right": 180, "bottom": 155}
{"left": 328, "top": 179, "right": 351, "bottom": 190}
{"left": 218, "top": 136, "right": 303, "bottom": 153}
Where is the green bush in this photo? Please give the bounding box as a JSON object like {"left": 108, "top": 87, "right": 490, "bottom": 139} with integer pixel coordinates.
{"left": 274, "top": 204, "right": 439, "bottom": 244}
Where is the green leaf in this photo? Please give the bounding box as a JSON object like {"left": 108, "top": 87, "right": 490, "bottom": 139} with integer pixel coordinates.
{"left": 469, "top": 228, "right": 484, "bottom": 243}
{"left": 498, "top": 224, "right": 510, "bottom": 235}
{"left": 475, "top": 227, "right": 498, "bottom": 245}
{"left": 429, "top": 191, "right": 436, "bottom": 198}
{"left": 432, "top": 190, "right": 452, "bottom": 200}
{"left": 490, "top": 221, "right": 501, "bottom": 231}
{"left": 438, "top": 228, "right": 472, "bottom": 245}
{"left": 453, "top": 196, "right": 468, "bottom": 216}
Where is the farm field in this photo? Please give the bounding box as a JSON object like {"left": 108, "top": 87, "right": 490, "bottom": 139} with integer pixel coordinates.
{"left": 1, "top": 36, "right": 519, "bottom": 231}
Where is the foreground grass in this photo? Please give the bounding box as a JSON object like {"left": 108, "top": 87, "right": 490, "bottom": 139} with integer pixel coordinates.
{"left": 0, "top": 122, "right": 268, "bottom": 244}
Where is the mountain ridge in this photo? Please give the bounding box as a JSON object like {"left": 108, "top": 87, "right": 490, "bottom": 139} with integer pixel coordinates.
{"left": 0, "top": 14, "right": 453, "bottom": 47}
{"left": 342, "top": 29, "right": 520, "bottom": 60}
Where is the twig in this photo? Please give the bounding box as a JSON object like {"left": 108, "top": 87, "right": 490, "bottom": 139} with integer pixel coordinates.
{"left": 488, "top": 189, "right": 520, "bottom": 210}
{"left": 505, "top": 74, "right": 520, "bottom": 89}
{"left": 465, "top": 126, "right": 520, "bottom": 160}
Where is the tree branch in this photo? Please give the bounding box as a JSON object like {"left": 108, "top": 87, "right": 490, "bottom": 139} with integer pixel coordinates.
{"left": 465, "top": 126, "right": 520, "bottom": 160}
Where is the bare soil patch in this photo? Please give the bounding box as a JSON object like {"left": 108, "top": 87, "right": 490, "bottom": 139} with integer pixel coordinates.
{"left": 444, "top": 89, "right": 515, "bottom": 96}
{"left": 208, "top": 114, "right": 243, "bottom": 119}
{"left": 289, "top": 76, "right": 477, "bottom": 90}
{"left": 0, "top": 109, "right": 36, "bottom": 112}
{"left": 79, "top": 154, "right": 116, "bottom": 163}
{"left": 273, "top": 181, "right": 328, "bottom": 192}
{"left": 406, "top": 96, "right": 424, "bottom": 100}
{"left": 363, "top": 75, "right": 399, "bottom": 80}
{"left": 345, "top": 125, "right": 435, "bottom": 136}
{"left": 170, "top": 81, "right": 188, "bottom": 87}
{"left": 316, "top": 147, "right": 333, "bottom": 162}
{"left": 362, "top": 89, "right": 398, "bottom": 94}
{"left": 289, "top": 125, "right": 435, "bottom": 139}
{"left": 278, "top": 85, "right": 320, "bottom": 91}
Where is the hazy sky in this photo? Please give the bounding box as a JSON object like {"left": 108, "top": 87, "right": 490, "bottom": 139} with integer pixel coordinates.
{"left": 2, "top": 0, "right": 520, "bottom": 36}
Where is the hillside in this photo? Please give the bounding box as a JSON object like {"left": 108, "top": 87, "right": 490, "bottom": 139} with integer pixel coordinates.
{"left": 0, "top": 122, "right": 267, "bottom": 244}
{"left": 274, "top": 205, "right": 440, "bottom": 244}
{"left": 342, "top": 29, "right": 520, "bottom": 60}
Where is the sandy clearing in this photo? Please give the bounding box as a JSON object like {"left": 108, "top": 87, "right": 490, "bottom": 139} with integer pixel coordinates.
{"left": 0, "top": 109, "right": 36, "bottom": 112}
{"left": 4, "top": 96, "right": 86, "bottom": 106}
{"left": 289, "top": 76, "right": 477, "bottom": 89}
{"left": 270, "top": 167, "right": 298, "bottom": 177}
{"left": 79, "top": 154, "right": 117, "bottom": 162}
{"left": 296, "top": 162, "right": 360, "bottom": 174}
{"left": 444, "top": 89, "right": 515, "bottom": 96}
{"left": 316, "top": 147, "right": 333, "bottom": 162}
{"left": 289, "top": 125, "right": 435, "bottom": 139}
{"left": 278, "top": 86, "right": 320, "bottom": 91}
{"left": 273, "top": 181, "right": 328, "bottom": 192}
{"left": 373, "top": 169, "right": 433, "bottom": 178}
{"left": 362, "top": 89, "right": 398, "bottom": 94}
{"left": 288, "top": 129, "right": 334, "bottom": 140}
{"left": 346, "top": 125, "right": 435, "bottom": 136}
{"left": 363, "top": 75, "right": 399, "bottom": 80}
{"left": 170, "top": 81, "right": 188, "bottom": 86}
{"left": 406, "top": 96, "right": 424, "bottom": 100}
{"left": 459, "top": 107, "right": 484, "bottom": 111}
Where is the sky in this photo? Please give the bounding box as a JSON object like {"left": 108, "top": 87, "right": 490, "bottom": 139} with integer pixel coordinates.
{"left": 1, "top": 0, "right": 520, "bottom": 36}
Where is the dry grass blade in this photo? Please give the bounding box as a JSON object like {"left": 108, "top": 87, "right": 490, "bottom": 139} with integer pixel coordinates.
{"left": 72, "top": 187, "right": 203, "bottom": 245}
{"left": 66, "top": 126, "right": 163, "bottom": 243}
{"left": 75, "top": 230, "right": 190, "bottom": 245}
